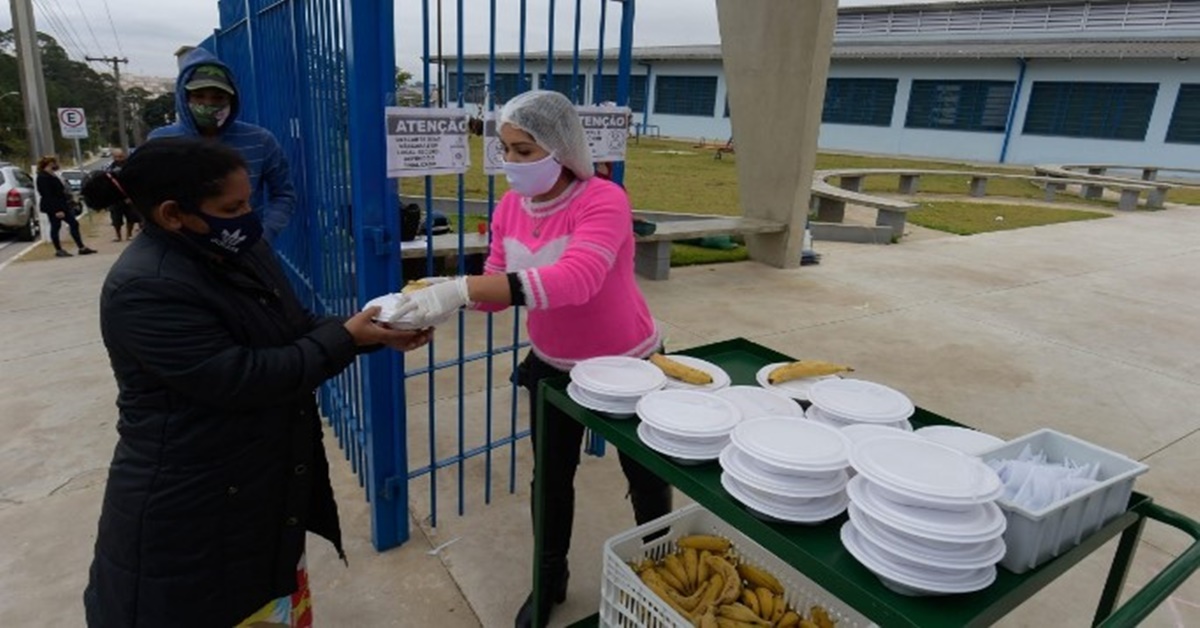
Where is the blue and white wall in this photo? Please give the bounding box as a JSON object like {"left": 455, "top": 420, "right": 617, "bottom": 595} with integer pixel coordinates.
{"left": 460, "top": 55, "right": 1200, "bottom": 167}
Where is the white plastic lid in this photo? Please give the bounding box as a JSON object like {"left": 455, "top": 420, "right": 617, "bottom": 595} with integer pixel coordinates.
{"left": 570, "top": 356, "right": 666, "bottom": 396}
{"left": 841, "top": 423, "right": 923, "bottom": 447}
{"left": 719, "top": 444, "right": 849, "bottom": 498}
{"left": 915, "top": 425, "right": 1006, "bottom": 456}
{"left": 808, "top": 379, "right": 915, "bottom": 423}
{"left": 715, "top": 386, "right": 803, "bottom": 420}
{"left": 841, "top": 522, "right": 998, "bottom": 595}
{"left": 636, "top": 390, "right": 742, "bottom": 437}
{"left": 730, "top": 417, "right": 852, "bottom": 473}
{"left": 845, "top": 476, "right": 1007, "bottom": 542}
{"left": 754, "top": 363, "right": 838, "bottom": 401}
{"left": 636, "top": 422, "right": 725, "bottom": 461}
{"left": 848, "top": 505, "right": 1007, "bottom": 570}
{"left": 722, "top": 473, "right": 849, "bottom": 523}
{"left": 850, "top": 436, "right": 1003, "bottom": 503}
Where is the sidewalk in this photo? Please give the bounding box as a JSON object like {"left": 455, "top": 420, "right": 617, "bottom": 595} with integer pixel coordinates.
{"left": 1, "top": 205, "right": 1197, "bottom": 626}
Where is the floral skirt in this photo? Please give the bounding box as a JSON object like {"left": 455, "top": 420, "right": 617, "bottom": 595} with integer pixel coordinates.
{"left": 234, "top": 555, "right": 313, "bottom": 628}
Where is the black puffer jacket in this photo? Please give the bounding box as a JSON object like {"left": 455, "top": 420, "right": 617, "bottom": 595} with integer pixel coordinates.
{"left": 85, "top": 225, "right": 356, "bottom": 627}
{"left": 36, "top": 170, "right": 70, "bottom": 214}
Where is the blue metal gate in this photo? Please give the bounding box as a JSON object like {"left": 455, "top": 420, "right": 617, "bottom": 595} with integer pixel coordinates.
{"left": 199, "top": 0, "right": 636, "bottom": 550}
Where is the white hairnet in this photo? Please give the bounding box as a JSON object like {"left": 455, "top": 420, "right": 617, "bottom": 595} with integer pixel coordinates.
{"left": 499, "top": 90, "right": 593, "bottom": 180}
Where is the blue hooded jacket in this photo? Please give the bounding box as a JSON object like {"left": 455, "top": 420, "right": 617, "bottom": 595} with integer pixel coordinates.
{"left": 148, "top": 49, "right": 296, "bottom": 243}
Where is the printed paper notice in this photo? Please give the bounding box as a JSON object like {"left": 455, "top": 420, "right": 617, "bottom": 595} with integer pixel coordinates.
{"left": 385, "top": 107, "right": 470, "bottom": 177}
{"left": 576, "top": 105, "right": 631, "bottom": 162}
{"left": 482, "top": 111, "right": 505, "bottom": 176}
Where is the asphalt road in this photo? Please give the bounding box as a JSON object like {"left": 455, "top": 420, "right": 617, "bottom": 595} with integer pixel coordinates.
{"left": 0, "top": 159, "right": 111, "bottom": 267}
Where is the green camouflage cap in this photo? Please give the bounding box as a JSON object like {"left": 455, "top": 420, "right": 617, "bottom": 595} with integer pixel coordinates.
{"left": 185, "top": 65, "right": 235, "bottom": 95}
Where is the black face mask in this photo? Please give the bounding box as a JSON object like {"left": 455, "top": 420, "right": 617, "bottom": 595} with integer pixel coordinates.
{"left": 179, "top": 211, "right": 263, "bottom": 257}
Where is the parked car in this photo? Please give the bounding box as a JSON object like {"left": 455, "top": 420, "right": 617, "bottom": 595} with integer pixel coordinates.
{"left": 0, "top": 163, "right": 40, "bottom": 241}
{"left": 59, "top": 169, "right": 87, "bottom": 214}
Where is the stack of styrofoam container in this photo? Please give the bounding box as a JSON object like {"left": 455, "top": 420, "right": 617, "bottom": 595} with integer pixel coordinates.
{"left": 977, "top": 428, "right": 1150, "bottom": 573}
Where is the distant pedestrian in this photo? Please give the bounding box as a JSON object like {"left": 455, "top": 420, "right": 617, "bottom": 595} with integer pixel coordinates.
{"left": 105, "top": 149, "right": 139, "bottom": 241}
{"left": 148, "top": 48, "right": 296, "bottom": 243}
{"left": 36, "top": 155, "right": 95, "bottom": 257}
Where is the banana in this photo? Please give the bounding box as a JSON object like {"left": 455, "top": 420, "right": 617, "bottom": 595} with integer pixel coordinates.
{"left": 664, "top": 554, "right": 691, "bottom": 593}
{"left": 810, "top": 605, "right": 835, "bottom": 628}
{"left": 775, "top": 612, "right": 801, "bottom": 628}
{"left": 736, "top": 563, "right": 784, "bottom": 595}
{"left": 715, "top": 619, "right": 760, "bottom": 628}
{"left": 647, "top": 581, "right": 692, "bottom": 619}
{"left": 767, "top": 360, "right": 853, "bottom": 384}
{"left": 704, "top": 554, "right": 743, "bottom": 604}
{"left": 697, "top": 550, "right": 711, "bottom": 585}
{"left": 684, "top": 548, "right": 699, "bottom": 589}
{"left": 755, "top": 587, "right": 774, "bottom": 621}
{"left": 655, "top": 565, "right": 687, "bottom": 593}
{"left": 668, "top": 580, "right": 710, "bottom": 613}
{"left": 651, "top": 353, "right": 714, "bottom": 385}
{"left": 400, "top": 279, "right": 433, "bottom": 294}
{"left": 717, "top": 603, "right": 771, "bottom": 626}
{"left": 678, "top": 535, "right": 732, "bottom": 553}
{"left": 697, "top": 606, "right": 718, "bottom": 628}
{"left": 739, "top": 589, "right": 760, "bottom": 615}
{"left": 798, "top": 620, "right": 819, "bottom": 628}
{"left": 770, "top": 599, "right": 785, "bottom": 624}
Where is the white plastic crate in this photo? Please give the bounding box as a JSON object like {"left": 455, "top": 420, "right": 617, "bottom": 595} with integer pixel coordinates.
{"left": 978, "top": 428, "right": 1149, "bottom": 574}
{"left": 600, "top": 503, "right": 875, "bottom": 628}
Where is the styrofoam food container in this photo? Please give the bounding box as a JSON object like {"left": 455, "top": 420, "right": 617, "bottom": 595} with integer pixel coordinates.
{"left": 851, "top": 436, "right": 1003, "bottom": 509}
{"left": 809, "top": 406, "right": 914, "bottom": 431}
{"left": 722, "top": 473, "right": 849, "bottom": 524}
{"left": 808, "top": 379, "right": 915, "bottom": 424}
{"left": 719, "top": 444, "right": 848, "bottom": 498}
{"left": 754, "top": 363, "right": 839, "bottom": 401}
{"left": 715, "top": 385, "right": 803, "bottom": 420}
{"left": 976, "top": 428, "right": 1149, "bottom": 574}
{"left": 570, "top": 356, "right": 666, "bottom": 396}
{"left": 657, "top": 355, "right": 732, "bottom": 391}
{"left": 841, "top": 522, "right": 998, "bottom": 596}
{"left": 364, "top": 293, "right": 455, "bottom": 330}
{"left": 636, "top": 422, "right": 724, "bottom": 465}
{"left": 635, "top": 389, "right": 741, "bottom": 438}
{"left": 841, "top": 423, "right": 923, "bottom": 447}
{"left": 566, "top": 383, "right": 636, "bottom": 419}
{"left": 848, "top": 504, "right": 1007, "bottom": 570}
{"left": 725, "top": 472, "right": 847, "bottom": 510}
{"left": 916, "top": 425, "right": 1006, "bottom": 456}
{"left": 730, "top": 417, "right": 852, "bottom": 475}
{"left": 846, "top": 476, "right": 1007, "bottom": 545}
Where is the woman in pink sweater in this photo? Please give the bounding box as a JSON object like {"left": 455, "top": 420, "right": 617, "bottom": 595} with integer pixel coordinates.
{"left": 402, "top": 91, "right": 670, "bottom": 627}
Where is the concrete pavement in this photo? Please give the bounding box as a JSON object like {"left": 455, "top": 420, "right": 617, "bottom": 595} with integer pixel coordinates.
{"left": 1, "top": 203, "right": 1197, "bottom": 627}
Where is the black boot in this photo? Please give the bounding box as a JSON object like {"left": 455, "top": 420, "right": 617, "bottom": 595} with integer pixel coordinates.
{"left": 514, "top": 562, "right": 569, "bottom": 628}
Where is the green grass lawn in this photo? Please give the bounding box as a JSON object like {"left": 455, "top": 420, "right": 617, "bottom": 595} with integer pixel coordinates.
{"left": 906, "top": 201, "right": 1110, "bottom": 235}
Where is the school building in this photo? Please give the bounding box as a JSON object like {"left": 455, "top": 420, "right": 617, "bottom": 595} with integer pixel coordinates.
{"left": 446, "top": 0, "right": 1200, "bottom": 167}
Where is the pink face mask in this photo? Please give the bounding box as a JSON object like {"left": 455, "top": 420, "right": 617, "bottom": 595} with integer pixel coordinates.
{"left": 502, "top": 154, "right": 562, "bottom": 197}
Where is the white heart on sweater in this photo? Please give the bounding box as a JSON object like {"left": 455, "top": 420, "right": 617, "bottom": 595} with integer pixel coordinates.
{"left": 504, "top": 236, "right": 569, "bottom": 271}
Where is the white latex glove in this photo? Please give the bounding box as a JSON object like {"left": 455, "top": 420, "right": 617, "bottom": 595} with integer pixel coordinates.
{"left": 403, "top": 276, "right": 472, "bottom": 328}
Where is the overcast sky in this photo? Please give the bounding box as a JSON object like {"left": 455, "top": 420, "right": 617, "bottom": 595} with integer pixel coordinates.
{"left": 1, "top": 0, "right": 934, "bottom": 80}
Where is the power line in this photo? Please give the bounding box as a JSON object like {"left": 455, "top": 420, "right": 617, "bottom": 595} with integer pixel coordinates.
{"left": 73, "top": 0, "right": 106, "bottom": 54}
{"left": 30, "top": 0, "right": 89, "bottom": 61}
{"left": 100, "top": 0, "right": 125, "bottom": 58}
{"left": 45, "top": 0, "right": 93, "bottom": 59}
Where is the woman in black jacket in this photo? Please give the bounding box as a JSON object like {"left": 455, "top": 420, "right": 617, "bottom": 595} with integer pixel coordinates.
{"left": 80, "top": 138, "right": 431, "bottom": 627}
{"left": 36, "top": 155, "right": 95, "bottom": 257}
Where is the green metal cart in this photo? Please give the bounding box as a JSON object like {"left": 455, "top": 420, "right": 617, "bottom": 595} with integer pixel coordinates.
{"left": 529, "top": 338, "right": 1200, "bottom": 627}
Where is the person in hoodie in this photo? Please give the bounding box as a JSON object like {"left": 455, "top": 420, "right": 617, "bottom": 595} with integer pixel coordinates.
{"left": 148, "top": 49, "right": 296, "bottom": 243}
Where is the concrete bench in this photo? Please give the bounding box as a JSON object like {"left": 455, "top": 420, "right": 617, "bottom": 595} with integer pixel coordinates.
{"left": 810, "top": 171, "right": 918, "bottom": 243}
{"left": 1034, "top": 165, "right": 1169, "bottom": 209}
{"left": 633, "top": 215, "right": 787, "bottom": 280}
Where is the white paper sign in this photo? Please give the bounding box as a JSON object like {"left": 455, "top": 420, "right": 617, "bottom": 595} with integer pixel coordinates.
{"left": 384, "top": 107, "right": 470, "bottom": 177}
{"left": 576, "top": 105, "right": 631, "bottom": 162}
{"left": 481, "top": 111, "right": 505, "bottom": 176}
{"left": 57, "top": 107, "right": 89, "bottom": 139}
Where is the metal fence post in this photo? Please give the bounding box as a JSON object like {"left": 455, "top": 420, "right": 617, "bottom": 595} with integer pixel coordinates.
{"left": 343, "top": 0, "right": 407, "bottom": 550}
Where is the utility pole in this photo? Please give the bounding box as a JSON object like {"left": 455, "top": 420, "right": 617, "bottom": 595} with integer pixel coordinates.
{"left": 10, "top": 0, "right": 54, "bottom": 164}
{"left": 86, "top": 55, "right": 130, "bottom": 150}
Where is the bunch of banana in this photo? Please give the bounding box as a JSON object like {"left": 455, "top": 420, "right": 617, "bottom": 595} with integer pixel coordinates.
{"left": 650, "top": 353, "right": 714, "bottom": 386}
{"left": 766, "top": 360, "right": 854, "bottom": 385}
{"left": 627, "top": 534, "right": 837, "bottom": 628}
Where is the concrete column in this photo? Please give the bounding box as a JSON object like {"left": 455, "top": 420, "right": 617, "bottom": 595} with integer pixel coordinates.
{"left": 969, "top": 176, "right": 988, "bottom": 197}
{"left": 716, "top": 0, "right": 838, "bottom": 269}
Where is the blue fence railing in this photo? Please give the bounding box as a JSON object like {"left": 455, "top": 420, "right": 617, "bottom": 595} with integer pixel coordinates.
{"left": 201, "top": 0, "right": 637, "bottom": 550}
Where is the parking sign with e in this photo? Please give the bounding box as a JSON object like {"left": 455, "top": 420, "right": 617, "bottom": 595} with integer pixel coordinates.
{"left": 57, "top": 108, "right": 89, "bottom": 139}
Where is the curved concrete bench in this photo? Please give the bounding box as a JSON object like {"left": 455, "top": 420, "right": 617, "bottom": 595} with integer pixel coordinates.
{"left": 809, "top": 168, "right": 1156, "bottom": 243}
{"left": 1035, "top": 165, "right": 1173, "bottom": 209}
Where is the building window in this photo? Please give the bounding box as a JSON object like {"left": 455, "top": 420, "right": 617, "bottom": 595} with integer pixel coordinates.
{"left": 653, "top": 75, "right": 718, "bottom": 117}
{"left": 542, "top": 74, "right": 586, "bottom": 102}
{"left": 1023, "top": 81, "right": 1158, "bottom": 140}
{"left": 905, "top": 80, "right": 1014, "bottom": 133}
{"left": 1166, "top": 84, "right": 1200, "bottom": 144}
{"left": 823, "top": 78, "right": 898, "bottom": 126}
{"left": 596, "top": 75, "right": 648, "bottom": 112}
{"left": 446, "top": 72, "right": 529, "bottom": 105}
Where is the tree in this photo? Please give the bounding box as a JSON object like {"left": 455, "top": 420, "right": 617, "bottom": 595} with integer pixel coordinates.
{"left": 395, "top": 67, "right": 413, "bottom": 89}
{"left": 141, "top": 93, "right": 175, "bottom": 131}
